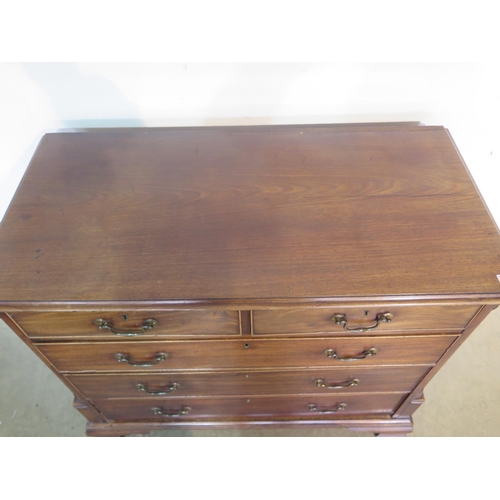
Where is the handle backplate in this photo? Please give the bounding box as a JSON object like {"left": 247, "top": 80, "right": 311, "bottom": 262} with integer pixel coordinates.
{"left": 331, "top": 312, "right": 393, "bottom": 332}
{"left": 152, "top": 406, "right": 191, "bottom": 417}
{"left": 115, "top": 352, "right": 168, "bottom": 367}
{"left": 324, "top": 347, "right": 377, "bottom": 361}
{"left": 315, "top": 378, "right": 360, "bottom": 389}
{"left": 94, "top": 318, "right": 158, "bottom": 337}
{"left": 136, "top": 382, "right": 179, "bottom": 395}
{"left": 309, "top": 403, "right": 347, "bottom": 414}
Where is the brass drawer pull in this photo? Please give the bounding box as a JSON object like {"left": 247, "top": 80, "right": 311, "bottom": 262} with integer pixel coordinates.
{"left": 324, "top": 347, "right": 377, "bottom": 361}
{"left": 331, "top": 312, "right": 393, "bottom": 332}
{"left": 115, "top": 352, "right": 168, "bottom": 367}
{"left": 315, "top": 378, "right": 360, "bottom": 389}
{"left": 136, "top": 382, "right": 179, "bottom": 395}
{"left": 93, "top": 318, "right": 158, "bottom": 337}
{"left": 152, "top": 406, "right": 191, "bottom": 417}
{"left": 309, "top": 403, "right": 347, "bottom": 414}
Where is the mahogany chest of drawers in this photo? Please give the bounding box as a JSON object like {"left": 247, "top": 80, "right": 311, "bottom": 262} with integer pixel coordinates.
{"left": 2, "top": 123, "right": 500, "bottom": 436}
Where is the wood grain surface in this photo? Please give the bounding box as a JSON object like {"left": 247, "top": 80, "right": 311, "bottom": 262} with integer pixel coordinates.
{"left": 66, "top": 365, "right": 430, "bottom": 399}
{"left": 252, "top": 304, "right": 479, "bottom": 335}
{"left": 92, "top": 393, "right": 407, "bottom": 421}
{"left": 35, "top": 335, "right": 457, "bottom": 372}
{"left": 10, "top": 309, "right": 240, "bottom": 339}
{"left": 1, "top": 125, "right": 500, "bottom": 304}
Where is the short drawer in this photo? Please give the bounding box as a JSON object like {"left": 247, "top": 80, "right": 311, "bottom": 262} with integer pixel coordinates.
{"left": 10, "top": 310, "right": 240, "bottom": 339}
{"left": 252, "top": 304, "right": 480, "bottom": 336}
{"left": 66, "top": 365, "right": 430, "bottom": 399}
{"left": 36, "top": 335, "right": 457, "bottom": 373}
{"left": 93, "top": 393, "right": 408, "bottom": 421}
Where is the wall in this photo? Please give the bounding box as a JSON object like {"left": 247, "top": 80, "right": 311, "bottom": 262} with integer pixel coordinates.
{"left": 1, "top": 62, "right": 499, "bottom": 225}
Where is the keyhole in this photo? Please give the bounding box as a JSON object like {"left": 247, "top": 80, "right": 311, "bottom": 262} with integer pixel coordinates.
{"left": 364, "top": 310, "right": 369, "bottom": 316}
{"left": 123, "top": 315, "right": 129, "bottom": 321}
{"left": 244, "top": 343, "right": 250, "bottom": 349}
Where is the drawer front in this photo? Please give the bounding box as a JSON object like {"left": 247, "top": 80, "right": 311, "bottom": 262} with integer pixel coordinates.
{"left": 36, "top": 335, "right": 457, "bottom": 373}
{"left": 252, "top": 305, "right": 480, "bottom": 336}
{"left": 10, "top": 310, "right": 240, "bottom": 339}
{"left": 93, "top": 393, "right": 408, "bottom": 421}
{"left": 66, "top": 365, "right": 430, "bottom": 399}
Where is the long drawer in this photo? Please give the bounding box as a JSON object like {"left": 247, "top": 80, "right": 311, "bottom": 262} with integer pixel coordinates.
{"left": 66, "top": 365, "right": 430, "bottom": 399}
{"left": 10, "top": 310, "right": 241, "bottom": 339}
{"left": 252, "top": 305, "right": 480, "bottom": 336}
{"left": 36, "top": 335, "right": 457, "bottom": 373}
{"left": 93, "top": 393, "right": 408, "bottom": 421}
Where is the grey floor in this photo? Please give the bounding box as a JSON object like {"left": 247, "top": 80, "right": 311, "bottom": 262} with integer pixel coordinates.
{"left": 1, "top": 309, "right": 499, "bottom": 437}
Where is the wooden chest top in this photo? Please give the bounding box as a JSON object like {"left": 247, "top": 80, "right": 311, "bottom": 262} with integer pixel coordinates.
{"left": 1, "top": 123, "right": 500, "bottom": 305}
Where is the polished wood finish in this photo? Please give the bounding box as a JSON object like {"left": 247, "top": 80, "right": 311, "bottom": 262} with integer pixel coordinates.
{"left": 10, "top": 309, "right": 240, "bottom": 339}
{"left": 1, "top": 125, "right": 500, "bottom": 305}
{"left": 36, "top": 335, "right": 457, "bottom": 373}
{"left": 252, "top": 305, "right": 479, "bottom": 336}
{"left": 66, "top": 365, "right": 431, "bottom": 399}
{"left": 93, "top": 393, "right": 407, "bottom": 421}
{"left": 1, "top": 124, "right": 500, "bottom": 436}
{"left": 85, "top": 416, "right": 414, "bottom": 437}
